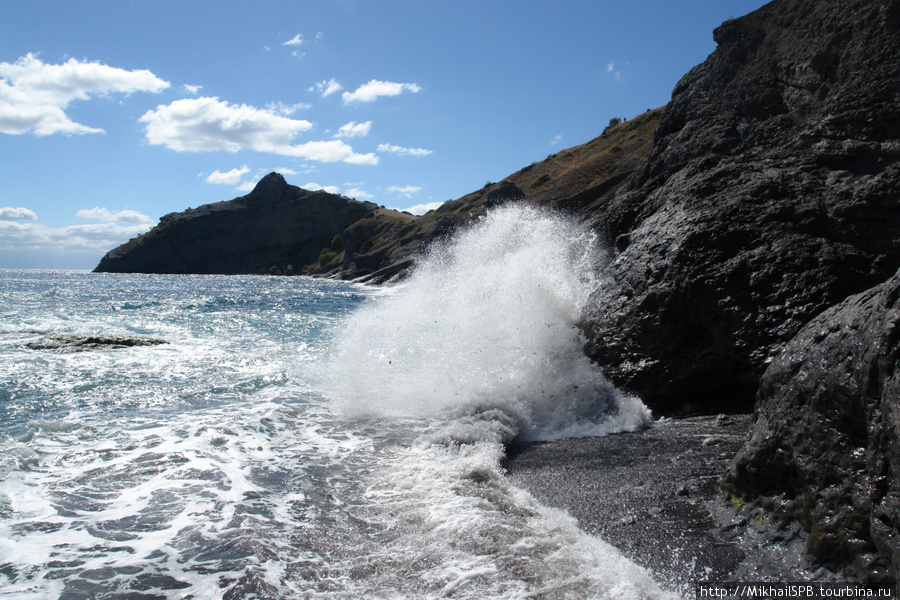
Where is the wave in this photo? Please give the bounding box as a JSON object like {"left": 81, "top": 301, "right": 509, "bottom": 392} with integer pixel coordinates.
{"left": 324, "top": 204, "right": 651, "bottom": 441}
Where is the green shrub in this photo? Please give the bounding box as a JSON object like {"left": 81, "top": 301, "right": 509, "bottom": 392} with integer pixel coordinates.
{"left": 318, "top": 248, "right": 336, "bottom": 265}
{"left": 530, "top": 173, "right": 551, "bottom": 188}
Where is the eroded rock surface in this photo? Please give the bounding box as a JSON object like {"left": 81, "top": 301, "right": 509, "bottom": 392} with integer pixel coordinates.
{"left": 724, "top": 268, "right": 900, "bottom": 579}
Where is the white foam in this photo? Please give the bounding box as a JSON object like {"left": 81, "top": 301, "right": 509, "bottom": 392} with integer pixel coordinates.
{"left": 325, "top": 204, "right": 651, "bottom": 441}
{"left": 316, "top": 428, "right": 681, "bottom": 600}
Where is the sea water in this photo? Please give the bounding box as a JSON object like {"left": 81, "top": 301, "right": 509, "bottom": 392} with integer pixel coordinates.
{"left": 0, "top": 206, "right": 677, "bottom": 599}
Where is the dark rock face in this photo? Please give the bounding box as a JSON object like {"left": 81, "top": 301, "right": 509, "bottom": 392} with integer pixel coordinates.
{"left": 724, "top": 268, "right": 900, "bottom": 579}
{"left": 94, "top": 173, "right": 377, "bottom": 275}
{"left": 579, "top": 0, "right": 900, "bottom": 412}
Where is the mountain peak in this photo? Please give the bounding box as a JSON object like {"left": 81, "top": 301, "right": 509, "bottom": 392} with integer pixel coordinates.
{"left": 247, "top": 172, "right": 288, "bottom": 200}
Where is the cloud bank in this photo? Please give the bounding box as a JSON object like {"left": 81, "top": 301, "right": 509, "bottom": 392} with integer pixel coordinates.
{"left": 0, "top": 211, "right": 153, "bottom": 269}
{"left": 76, "top": 207, "right": 153, "bottom": 224}
{"left": 335, "top": 121, "right": 372, "bottom": 138}
{"left": 206, "top": 166, "right": 250, "bottom": 185}
{"left": 0, "top": 53, "right": 169, "bottom": 136}
{"left": 312, "top": 78, "right": 342, "bottom": 97}
{"left": 387, "top": 185, "right": 421, "bottom": 198}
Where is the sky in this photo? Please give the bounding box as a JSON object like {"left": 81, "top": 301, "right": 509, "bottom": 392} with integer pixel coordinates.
{"left": 0, "top": 0, "right": 770, "bottom": 270}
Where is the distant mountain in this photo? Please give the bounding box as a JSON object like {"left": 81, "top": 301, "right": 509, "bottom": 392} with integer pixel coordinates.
{"left": 94, "top": 173, "right": 380, "bottom": 275}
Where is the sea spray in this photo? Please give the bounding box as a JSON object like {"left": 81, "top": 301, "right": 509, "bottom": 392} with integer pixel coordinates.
{"left": 317, "top": 207, "right": 676, "bottom": 597}
{"left": 325, "top": 204, "right": 651, "bottom": 441}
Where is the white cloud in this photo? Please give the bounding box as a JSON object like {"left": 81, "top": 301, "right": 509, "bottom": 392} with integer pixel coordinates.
{"left": 283, "top": 34, "right": 304, "bottom": 47}
{"left": 551, "top": 134, "right": 563, "bottom": 146}
{"left": 311, "top": 78, "right": 342, "bottom": 97}
{"left": 140, "top": 97, "right": 378, "bottom": 164}
{"left": 183, "top": 84, "right": 202, "bottom": 95}
{"left": 140, "top": 97, "right": 313, "bottom": 152}
{"left": 284, "top": 140, "right": 379, "bottom": 164}
{"left": 404, "top": 201, "right": 444, "bottom": 215}
{"left": 606, "top": 62, "right": 623, "bottom": 81}
{"left": 387, "top": 185, "right": 421, "bottom": 198}
{"left": 335, "top": 120, "right": 372, "bottom": 138}
{"left": 76, "top": 206, "right": 153, "bottom": 224}
{"left": 0, "top": 53, "right": 169, "bottom": 136}
{"left": 267, "top": 101, "right": 311, "bottom": 115}
{"left": 377, "top": 143, "right": 432, "bottom": 157}
{"left": 205, "top": 166, "right": 250, "bottom": 185}
{"left": 344, "top": 188, "right": 373, "bottom": 199}
{"left": 0, "top": 207, "right": 38, "bottom": 221}
{"left": 235, "top": 181, "right": 257, "bottom": 193}
{"left": 303, "top": 182, "right": 340, "bottom": 194}
{"left": 342, "top": 80, "right": 421, "bottom": 104}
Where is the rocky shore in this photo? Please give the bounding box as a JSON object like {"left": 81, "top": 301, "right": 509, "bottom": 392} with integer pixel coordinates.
{"left": 504, "top": 415, "right": 845, "bottom": 590}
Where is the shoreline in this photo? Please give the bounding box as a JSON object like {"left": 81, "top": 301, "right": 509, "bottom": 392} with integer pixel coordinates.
{"left": 502, "top": 414, "right": 838, "bottom": 590}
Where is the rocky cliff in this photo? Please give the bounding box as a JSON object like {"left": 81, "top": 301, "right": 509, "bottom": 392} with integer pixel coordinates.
{"left": 94, "top": 173, "right": 380, "bottom": 275}
{"left": 579, "top": 0, "right": 900, "bottom": 413}
{"left": 569, "top": 0, "right": 900, "bottom": 580}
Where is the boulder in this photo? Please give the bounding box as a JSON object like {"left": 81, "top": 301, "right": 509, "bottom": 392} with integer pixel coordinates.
{"left": 724, "top": 268, "right": 900, "bottom": 579}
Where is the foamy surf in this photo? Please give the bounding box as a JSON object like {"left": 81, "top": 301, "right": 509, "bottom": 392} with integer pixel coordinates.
{"left": 310, "top": 204, "right": 672, "bottom": 597}
{"left": 0, "top": 226, "right": 676, "bottom": 599}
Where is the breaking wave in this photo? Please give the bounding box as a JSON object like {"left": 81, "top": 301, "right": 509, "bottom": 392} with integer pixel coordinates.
{"left": 325, "top": 204, "right": 651, "bottom": 441}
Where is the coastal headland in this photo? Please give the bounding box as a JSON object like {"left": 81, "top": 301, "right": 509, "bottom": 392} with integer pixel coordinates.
{"left": 95, "top": 0, "right": 900, "bottom": 581}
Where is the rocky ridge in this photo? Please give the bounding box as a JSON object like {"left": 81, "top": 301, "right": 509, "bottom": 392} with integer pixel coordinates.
{"left": 94, "top": 109, "right": 661, "bottom": 282}
{"left": 314, "top": 108, "right": 662, "bottom": 282}
{"left": 94, "top": 174, "right": 381, "bottom": 275}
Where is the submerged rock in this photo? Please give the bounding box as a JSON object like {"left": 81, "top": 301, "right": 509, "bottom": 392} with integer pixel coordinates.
{"left": 24, "top": 335, "right": 168, "bottom": 352}
{"left": 724, "top": 268, "right": 900, "bottom": 579}
{"left": 579, "top": 0, "right": 900, "bottom": 413}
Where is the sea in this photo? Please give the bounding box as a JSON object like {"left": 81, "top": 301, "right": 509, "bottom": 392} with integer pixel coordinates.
{"left": 0, "top": 206, "right": 681, "bottom": 599}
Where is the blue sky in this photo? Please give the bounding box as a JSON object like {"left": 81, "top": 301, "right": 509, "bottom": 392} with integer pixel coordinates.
{"left": 0, "top": 0, "right": 768, "bottom": 270}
